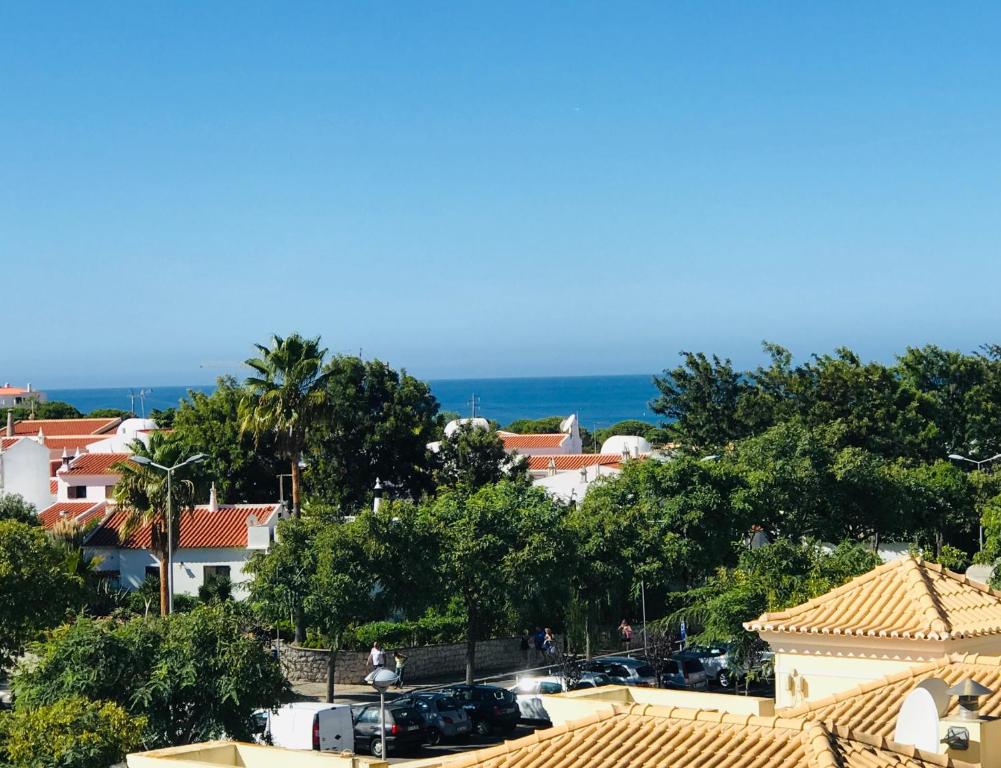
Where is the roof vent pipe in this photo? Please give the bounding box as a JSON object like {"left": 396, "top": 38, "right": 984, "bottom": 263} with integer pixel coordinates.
{"left": 5, "top": 410, "right": 12, "bottom": 438}
{"left": 208, "top": 482, "right": 219, "bottom": 512}
{"left": 947, "top": 679, "right": 993, "bottom": 720}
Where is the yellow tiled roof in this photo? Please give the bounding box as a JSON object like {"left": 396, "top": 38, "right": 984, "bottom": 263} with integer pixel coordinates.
{"left": 421, "top": 703, "right": 973, "bottom": 768}
{"left": 744, "top": 557, "right": 1001, "bottom": 640}
{"left": 780, "top": 653, "right": 1001, "bottom": 740}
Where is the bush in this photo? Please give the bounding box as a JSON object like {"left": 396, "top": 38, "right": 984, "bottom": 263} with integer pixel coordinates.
{"left": 340, "top": 615, "right": 467, "bottom": 651}
{"left": 0, "top": 696, "right": 144, "bottom": 768}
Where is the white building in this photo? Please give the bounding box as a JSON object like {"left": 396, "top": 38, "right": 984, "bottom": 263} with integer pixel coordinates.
{"left": 0, "top": 435, "right": 54, "bottom": 512}
{"left": 84, "top": 498, "right": 282, "bottom": 597}
{"left": 497, "top": 414, "right": 583, "bottom": 456}
{"left": 54, "top": 451, "right": 132, "bottom": 501}
{"left": 0, "top": 383, "right": 45, "bottom": 409}
{"left": 532, "top": 463, "right": 621, "bottom": 503}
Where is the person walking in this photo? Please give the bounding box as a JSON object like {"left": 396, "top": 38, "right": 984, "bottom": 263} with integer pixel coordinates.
{"left": 533, "top": 626, "right": 545, "bottom": 666}
{"left": 393, "top": 650, "right": 408, "bottom": 688}
{"left": 520, "top": 630, "right": 531, "bottom": 669}
{"left": 543, "top": 628, "right": 556, "bottom": 658}
{"left": 618, "top": 620, "right": 634, "bottom": 651}
{"left": 368, "top": 641, "right": 385, "bottom": 670}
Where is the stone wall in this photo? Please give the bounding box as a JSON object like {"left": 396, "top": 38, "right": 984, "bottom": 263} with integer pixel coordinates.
{"left": 280, "top": 636, "right": 543, "bottom": 685}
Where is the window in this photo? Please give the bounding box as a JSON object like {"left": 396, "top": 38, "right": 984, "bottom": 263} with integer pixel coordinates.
{"left": 68, "top": 485, "right": 87, "bottom": 499}
{"left": 358, "top": 708, "right": 380, "bottom": 724}
{"left": 203, "top": 565, "right": 231, "bottom": 583}
{"left": 145, "top": 566, "right": 160, "bottom": 580}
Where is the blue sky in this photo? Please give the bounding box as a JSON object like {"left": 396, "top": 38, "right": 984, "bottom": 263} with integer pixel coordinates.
{"left": 2, "top": 2, "right": 1000, "bottom": 387}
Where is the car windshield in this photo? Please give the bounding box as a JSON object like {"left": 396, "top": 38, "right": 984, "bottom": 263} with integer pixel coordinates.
{"left": 683, "top": 659, "right": 704, "bottom": 674}
{"left": 390, "top": 707, "right": 419, "bottom": 725}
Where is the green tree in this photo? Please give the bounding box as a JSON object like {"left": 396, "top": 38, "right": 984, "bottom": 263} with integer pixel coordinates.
{"left": 434, "top": 422, "right": 519, "bottom": 490}
{"left": 593, "top": 420, "right": 666, "bottom": 450}
{"left": 652, "top": 352, "right": 750, "bottom": 449}
{"left": 111, "top": 433, "right": 197, "bottom": 616}
{"left": 241, "top": 333, "right": 331, "bottom": 521}
{"left": 172, "top": 376, "right": 278, "bottom": 503}
{"left": 13, "top": 606, "right": 290, "bottom": 748}
{"left": 0, "top": 521, "right": 81, "bottom": 668}
{"left": 421, "top": 481, "right": 565, "bottom": 683}
{"left": 307, "top": 357, "right": 441, "bottom": 512}
{"left": 0, "top": 494, "right": 38, "bottom": 525}
{"left": 87, "top": 408, "right": 133, "bottom": 419}
{"left": 0, "top": 697, "right": 144, "bottom": 768}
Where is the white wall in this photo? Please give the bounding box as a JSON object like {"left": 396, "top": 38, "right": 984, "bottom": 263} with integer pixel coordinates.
{"left": 0, "top": 438, "right": 53, "bottom": 512}
{"left": 93, "top": 546, "right": 258, "bottom": 598}
{"left": 57, "top": 475, "right": 116, "bottom": 501}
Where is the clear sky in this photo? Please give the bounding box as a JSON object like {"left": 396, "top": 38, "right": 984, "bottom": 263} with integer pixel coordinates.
{"left": 2, "top": 2, "right": 1000, "bottom": 387}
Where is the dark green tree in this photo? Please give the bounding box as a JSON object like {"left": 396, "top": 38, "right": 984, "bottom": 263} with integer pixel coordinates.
{"left": 0, "top": 493, "right": 38, "bottom": 525}
{"left": 433, "top": 422, "right": 522, "bottom": 490}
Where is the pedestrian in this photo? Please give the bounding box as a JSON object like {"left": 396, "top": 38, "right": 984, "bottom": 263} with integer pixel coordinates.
{"left": 520, "top": 630, "right": 531, "bottom": 669}
{"left": 393, "top": 650, "right": 408, "bottom": 688}
{"left": 368, "top": 641, "right": 385, "bottom": 670}
{"left": 543, "top": 628, "right": 556, "bottom": 657}
{"left": 618, "top": 620, "right": 633, "bottom": 651}
{"left": 533, "top": 626, "right": 545, "bottom": 666}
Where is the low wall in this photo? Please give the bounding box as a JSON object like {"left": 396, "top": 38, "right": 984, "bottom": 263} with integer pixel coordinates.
{"left": 280, "top": 636, "right": 537, "bottom": 684}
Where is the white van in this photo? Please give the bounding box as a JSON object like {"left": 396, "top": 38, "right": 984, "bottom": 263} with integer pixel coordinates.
{"left": 253, "top": 702, "right": 355, "bottom": 752}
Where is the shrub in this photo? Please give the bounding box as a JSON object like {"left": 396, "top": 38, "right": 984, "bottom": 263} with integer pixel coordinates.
{"left": 0, "top": 696, "right": 144, "bottom": 768}
{"left": 340, "top": 615, "right": 467, "bottom": 651}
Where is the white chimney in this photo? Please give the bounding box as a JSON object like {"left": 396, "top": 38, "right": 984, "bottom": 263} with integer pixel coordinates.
{"left": 208, "top": 482, "right": 219, "bottom": 512}
{"left": 61, "top": 447, "right": 71, "bottom": 470}
{"left": 547, "top": 457, "right": 557, "bottom": 477}
{"left": 373, "top": 478, "right": 383, "bottom": 513}
{"left": 633, "top": 444, "right": 640, "bottom": 458}
{"left": 5, "top": 410, "right": 12, "bottom": 438}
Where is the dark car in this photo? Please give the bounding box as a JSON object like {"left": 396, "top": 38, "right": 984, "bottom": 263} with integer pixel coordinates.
{"left": 350, "top": 703, "right": 426, "bottom": 758}
{"left": 660, "top": 656, "right": 709, "bottom": 690}
{"left": 393, "top": 692, "right": 472, "bottom": 745}
{"left": 436, "top": 684, "right": 520, "bottom": 736}
{"left": 583, "top": 656, "right": 657, "bottom": 687}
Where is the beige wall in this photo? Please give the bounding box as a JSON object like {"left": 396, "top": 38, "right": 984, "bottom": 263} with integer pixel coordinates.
{"left": 127, "top": 741, "right": 386, "bottom": 768}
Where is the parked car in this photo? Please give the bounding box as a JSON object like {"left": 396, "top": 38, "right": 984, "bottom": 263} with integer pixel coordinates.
{"left": 583, "top": 656, "right": 658, "bottom": 687}
{"left": 676, "top": 645, "right": 730, "bottom": 686}
{"left": 392, "top": 692, "right": 471, "bottom": 745}
{"left": 661, "top": 656, "right": 709, "bottom": 690}
{"left": 511, "top": 672, "right": 612, "bottom": 725}
{"left": 350, "top": 703, "right": 426, "bottom": 758}
{"left": 251, "top": 702, "right": 354, "bottom": 752}
{"left": 435, "top": 684, "right": 520, "bottom": 736}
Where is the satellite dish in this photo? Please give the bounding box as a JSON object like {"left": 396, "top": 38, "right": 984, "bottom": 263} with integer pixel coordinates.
{"left": 966, "top": 564, "right": 995, "bottom": 587}
{"left": 894, "top": 684, "right": 944, "bottom": 752}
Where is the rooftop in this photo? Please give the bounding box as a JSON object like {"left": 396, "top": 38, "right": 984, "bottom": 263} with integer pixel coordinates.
{"left": 744, "top": 557, "right": 1001, "bottom": 641}
{"left": 498, "top": 432, "right": 569, "bottom": 451}
{"left": 87, "top": 504, "right": 279, "bottom": 549}
{"left": 60, "top": 452, "right": 134, "bottom": 477}
{"left": 527, "top": 454, "right": 623, "bottom": 472}
{"left": 38, "top": 500, "right": 108, "bottom": 529}
{"left": 12, "top": 417, "right": 121, "bottom": 437}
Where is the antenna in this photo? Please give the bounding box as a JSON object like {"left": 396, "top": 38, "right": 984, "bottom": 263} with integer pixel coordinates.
{"left": 128, "top": 390, "right": 136, "bottom": 416}
{"left": 468, "top": 393, "right": 480, "bottom": 419}
{"left": 138, "top": 388, "right": 152, "bottom": 418}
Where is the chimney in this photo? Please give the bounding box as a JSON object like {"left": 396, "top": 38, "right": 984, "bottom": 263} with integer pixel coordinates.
{"left": 938, "top": 679, "right": 1000, "bottom": 764}
{"left": 5, "top": 410, "right": 12, "bottom": 437}
{"left": 373, "top": 478, "right": 383, "bottom": 513}
{"left": 633, "top": 444, "right": 640, "bottom": 458}
{"left": 622, "top": 447, "right": 630, "bottom": 462}
{"left": 547, "top": 457, "right": 557, "bottom": 477}
{"left": 580, "top": 466, "right": 588, "bottom": 483}
{"left": 61, "top": 447, "right": 71, "bottom": 470}
{"left": 208, "top": 482, "right": 219, "bottom": 512}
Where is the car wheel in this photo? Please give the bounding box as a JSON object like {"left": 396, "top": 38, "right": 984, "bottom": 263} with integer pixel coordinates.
{"left": 475, "top": 719, "right": 492, "bottom": 737}
{"left": 718, "top": 671, "right": 731, "bottom": 688}
{"left": 427, "top": 727, "right": 442, "bottom": 746}
{"left": 371, "top": 740, "right": 385, "bottom": 758}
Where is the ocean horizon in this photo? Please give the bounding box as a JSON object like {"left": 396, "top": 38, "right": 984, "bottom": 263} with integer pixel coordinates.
{"left": 46, "top": 373, "right": 661, "bottom": 429}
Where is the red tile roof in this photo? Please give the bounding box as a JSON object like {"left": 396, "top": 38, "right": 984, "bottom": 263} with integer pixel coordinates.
{"left": 38, "top": 500, "right": 108, "bottom": 530}
{"left": 528, "top": 454, "right": 624, "bottom": 471}
{"left": 498, "top": 432, "right": 569, "bottom": 450}
{"left": 13, "top": 418, "right": 120, "bottom": 436}
{"left": 44, "top": 436, "right": 114, "bottom": 452}
{"left": 87, "top": 504, "right": 278, "bottom": 549}
{"left": 0, "top": 387, "right": 31, "bottom": 396}
{"left": 1, "top": 437, "right": 21, "bottom": 450}
{"left": 60, "top": 453, "right": 133, "bottom": 477}
{"left": 50, "top": 479, "right": 57, "bottom": 495}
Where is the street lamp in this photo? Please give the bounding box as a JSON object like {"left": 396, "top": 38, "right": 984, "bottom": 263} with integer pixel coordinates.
{"left": 131, "top": 452, "right": 207, "bottom": 613}
{"left": 366, "top": 667, "right": 399, "bottom": 759}
{"left": 947, "top": 453, "right": 1001, "bottom": 551}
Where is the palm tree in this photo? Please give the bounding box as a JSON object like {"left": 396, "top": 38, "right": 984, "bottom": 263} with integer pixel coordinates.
{"left": 240, "top": 333, "right": 331, "bottom": 519}
{"left": 112, "top": 432, "right": 197, "bottom": 616}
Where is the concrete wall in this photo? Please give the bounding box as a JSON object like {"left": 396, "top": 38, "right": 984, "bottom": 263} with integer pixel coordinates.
{"left": 0, "top": 438, "right": 52, "bottom": 512}
{"left": 281, "top": 636, "right": 532, "bottom": 685}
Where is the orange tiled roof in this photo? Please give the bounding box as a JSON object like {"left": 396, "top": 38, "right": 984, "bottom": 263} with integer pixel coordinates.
{"left": 49, "top": 479, "right": 57, "bottom": 495}
{"left": 12, "top": 417, "right": 120, "bottom": 436}
{"left": 780, "top": 654, "right": 1001, "bottom": 741}
{"left": 0, "top": 386, "right": 31, "bottom": 396}
{"left": 38, "top": 500, "right": 108, "bottom": 530}
{"left": 744, "top": 557, "right": 1001, "bottom": 640}
{"left": 60, "top": 452, "right": 133, "bottom": 477}
{"left": 86, "top": 504, "right": 278, "bottom": 549}
{"left": 427, "top": 703, "right": 971, "bottom": 768}
{"left": 498, "top": 432, "right": 568, "bottom": 450}
{"left": 527, "top": 454, "right": 623, "bottom": 471}
{"left": 43, "top": 435, "right": 113, "bottom": 452}
{"left": 1, "top": 437, "right": 21, "bottom": 450}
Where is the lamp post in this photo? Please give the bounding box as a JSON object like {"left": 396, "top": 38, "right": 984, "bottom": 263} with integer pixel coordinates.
{"left": 131, "top": 452, "right": 206, "bottom": 613}
{"left": 947, "top": 453, "right": 1001, "bottom": 551}
{"left": 367, "top": 667, "right": 399, "bottom": 760}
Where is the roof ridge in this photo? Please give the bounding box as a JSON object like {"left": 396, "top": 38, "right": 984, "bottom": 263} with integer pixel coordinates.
{"left": 801, "top": 723, "right": 840, "bottom": 768}
{"left": 615, "top": 702, "right": 815, "bottom": 732}
{"left": 901, "top": 555, "right": 952, "bottom": 637}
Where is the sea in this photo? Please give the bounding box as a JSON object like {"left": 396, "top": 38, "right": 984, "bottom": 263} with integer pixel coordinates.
{"left": 47, "top": 374, "right": 661, "bottom": 429}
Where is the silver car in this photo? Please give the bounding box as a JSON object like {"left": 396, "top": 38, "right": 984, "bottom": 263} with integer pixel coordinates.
{"left": 394, "top": 693, "right": 471, "bottom": 745}
{"left": 511, "top": 672, "right": 612, "bottom": 724}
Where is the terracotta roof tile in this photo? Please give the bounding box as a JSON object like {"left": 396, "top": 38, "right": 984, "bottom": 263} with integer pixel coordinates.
{"left": 50, "top": 479, "right": 57, "bottom": 495}
{"left": 12, "top": 417, "right": 120, "bottom": 436}
{"left": 498, "top": 432, "right": 569, "bottom": 450}
{"left": 1, "top": 437, "right": 21, "bottom": 450}
{"left": 60, "top": 453, "right": 133, "bottom": 477}
{"left": 0, "top": 387, "right": 31, "bottom": 396}
{"left": 745, "top": 557, "right": 1001, "bottom": 640}
{"left": 43, "top": 436, "right": 114, "bottom": 452}
{"left": 426, "top": 702, "right": 971, "bottom": 768}
{"left": 87, "top": 504, "right": 278, "bottom": 549}
{"left": 527, "top": 454, "right": 623, "bottom": 471}
{"left": 779, "top": 653, "right": 1001, "bottom": 742}
{"left": 38, "top": 500, "right": 108, "bottom": 530}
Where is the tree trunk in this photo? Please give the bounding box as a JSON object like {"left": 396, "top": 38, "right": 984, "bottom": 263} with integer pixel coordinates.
{"left": 465, "top": 613, "right": 477, "bottom": 685}
{"left": 326, "top": 639, "right": 338, "bottom": 703}
{"left": 159, "top": 557, "right": 169, "bottom": 616}
{"left": 290, "top": 459, "right": 302, "bottom": 518}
